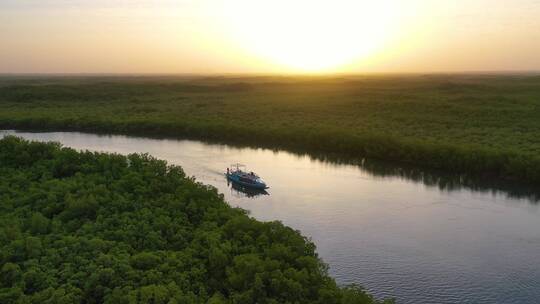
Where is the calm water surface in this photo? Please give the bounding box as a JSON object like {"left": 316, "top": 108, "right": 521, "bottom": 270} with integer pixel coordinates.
{"left": 2, "top": 130, "right": 540, "bottom": 304}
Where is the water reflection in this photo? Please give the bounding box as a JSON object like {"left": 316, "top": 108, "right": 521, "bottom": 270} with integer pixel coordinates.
{"left": 359, "top": 158, "right": 540, "bottom": 203}
{"left": 227, "top": 179, "right": 270, "bottom": 198}
{"left": 287, "top": 152, "right": 540, "bottom": 203}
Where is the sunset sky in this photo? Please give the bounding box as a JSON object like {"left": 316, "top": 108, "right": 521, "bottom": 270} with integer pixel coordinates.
{"left": 1, "top": 0, "right": 539, "bottom": 74}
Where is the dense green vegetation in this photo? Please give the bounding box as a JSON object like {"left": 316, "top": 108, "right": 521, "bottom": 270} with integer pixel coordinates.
{"left": 0, "top": 74, "right": 539, "bottom": 183}
{"left": 0, "top": 136, "right": 390, "bottom": 303}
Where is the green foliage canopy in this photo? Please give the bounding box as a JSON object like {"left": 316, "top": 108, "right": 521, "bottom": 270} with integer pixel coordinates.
{"left": 0, "top": 136, "right": 390, "bottom": 304}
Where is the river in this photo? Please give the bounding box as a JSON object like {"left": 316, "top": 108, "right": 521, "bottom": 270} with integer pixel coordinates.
{"left": 2, "top": 130, "right": 539, "bottom": 304}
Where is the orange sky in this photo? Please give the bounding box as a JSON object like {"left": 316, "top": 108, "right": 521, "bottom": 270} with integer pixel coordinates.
{"left": 1, "top": 0, "right": 539, "bottom": 74}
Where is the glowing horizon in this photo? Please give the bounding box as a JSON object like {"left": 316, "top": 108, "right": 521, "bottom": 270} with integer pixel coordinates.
{"left": 1, "top": 0, "right": 539, "bottom": 74}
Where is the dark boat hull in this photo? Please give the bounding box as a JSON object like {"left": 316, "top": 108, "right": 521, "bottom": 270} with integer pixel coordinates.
{"left": 226, "top": 173, "right": 268, "bottom": 190}
{"left": 230, "top": 182, "right": 269, "bottom": 197}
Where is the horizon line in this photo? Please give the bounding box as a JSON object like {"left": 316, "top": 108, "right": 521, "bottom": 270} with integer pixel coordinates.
{"left": 1, "top": 70, "right": 540, "bottom": 78}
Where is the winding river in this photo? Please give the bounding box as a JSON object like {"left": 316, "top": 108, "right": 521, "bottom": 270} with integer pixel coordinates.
{"left": 2, "top": 130, "right": 539, "bottom": 304}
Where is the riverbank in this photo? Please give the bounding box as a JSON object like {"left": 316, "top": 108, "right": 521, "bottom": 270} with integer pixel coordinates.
{"left": 1, "top": 74, "right": 539, "bottom": 184}
{"left": 0, "top": 136, "right": 392, "bottom": 303}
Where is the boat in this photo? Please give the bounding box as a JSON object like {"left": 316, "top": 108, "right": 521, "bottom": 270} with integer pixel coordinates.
{"left": 225, "top": 163, "right": 268, "bottom": 190}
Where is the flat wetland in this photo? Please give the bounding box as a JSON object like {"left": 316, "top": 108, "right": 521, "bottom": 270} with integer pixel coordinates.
{"left": 2, "top": 74, "right": 540, "bottom": 303}
{"left": 1, "top": 74, "right": 539, "bottom": 184}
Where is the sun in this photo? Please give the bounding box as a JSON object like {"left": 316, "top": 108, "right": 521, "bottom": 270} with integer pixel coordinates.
{"left": 215, "top": 0, "right": 402, "bottom": 72}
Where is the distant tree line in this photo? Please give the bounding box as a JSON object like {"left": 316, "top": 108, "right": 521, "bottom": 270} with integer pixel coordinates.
{"left": 1, "top": 76, "right": 539, "bottom": 185}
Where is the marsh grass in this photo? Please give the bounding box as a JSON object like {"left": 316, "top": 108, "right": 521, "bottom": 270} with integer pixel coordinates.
{"left": 1, "top": 74, "right": 539, "bottom": 183}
